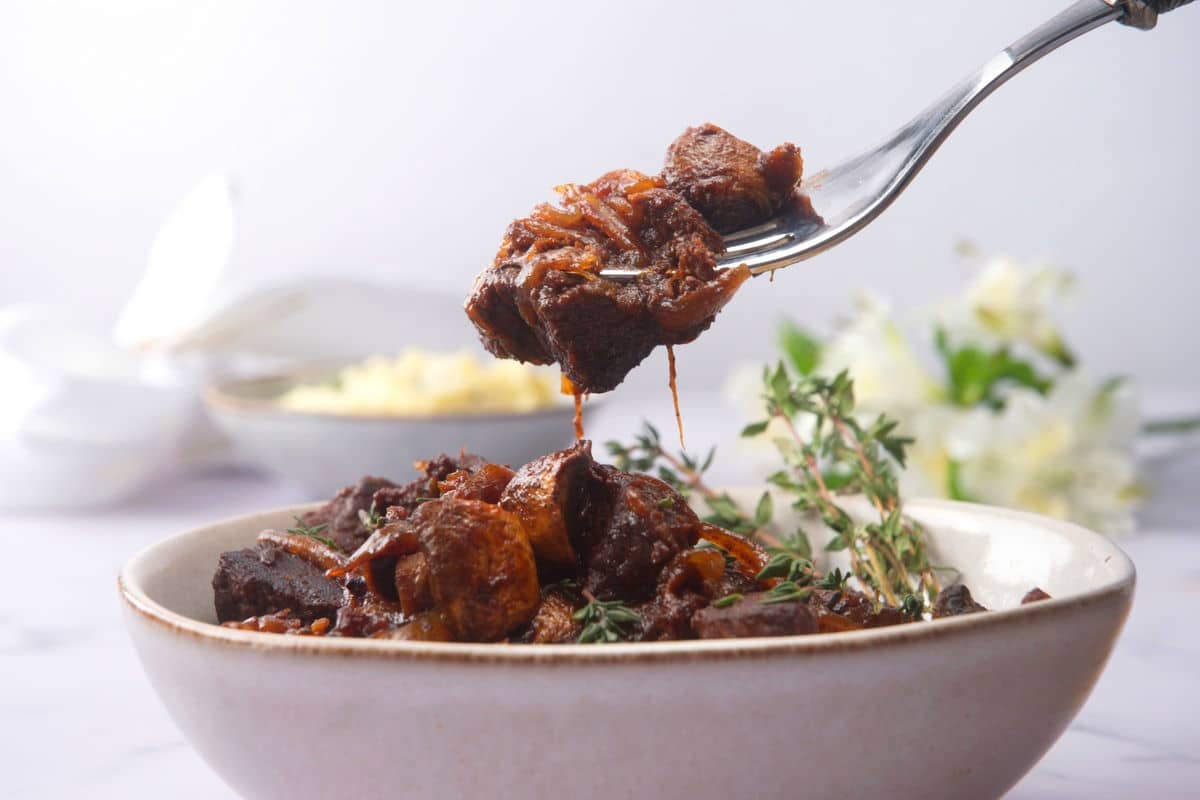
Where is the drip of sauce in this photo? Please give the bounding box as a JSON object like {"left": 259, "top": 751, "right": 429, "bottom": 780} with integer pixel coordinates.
{"left": 666, "top": 345, "right": 685, "bottom": 448}
{"left": 561, "top": 374, "right": 585, "bottom": 440}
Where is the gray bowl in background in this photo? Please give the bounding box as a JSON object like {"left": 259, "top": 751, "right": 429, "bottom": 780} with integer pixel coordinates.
{"left": 204, "top": 367, "right": 582, "bottom": 497}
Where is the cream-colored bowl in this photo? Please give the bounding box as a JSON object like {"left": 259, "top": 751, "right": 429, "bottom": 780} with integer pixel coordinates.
{"left": 204, "top": 369, "right": 583, "bottom": 496}
{"left": 119, "top": 492, "right": 1133, "bottom": 800}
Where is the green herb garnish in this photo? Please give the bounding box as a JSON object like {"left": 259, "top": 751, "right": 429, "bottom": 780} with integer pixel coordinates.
{"left": 761, "top": 581, "right": 811, "bottom": 605}
{"left": 357, "top": 501, "right": 384, "bottom": 532}
{"left": 712, "top": 593, "right": 743, "bottom": 609}
{"left": 816, "top": 567, "right": 851, "bottom": 590}
{"left": 742, "top": 364, "right": 941, "bottom": 612}
{"left": 756, "top": 529, "right": 816, "bottom": 583}
{"left": 286, "top": 517, "right": 336, "bottom": 548}
{"left": 900, "top": 594, "right": 924, "bottom": 619}
{"left": 574, "top": 596, "right": 641, "bottom": 643}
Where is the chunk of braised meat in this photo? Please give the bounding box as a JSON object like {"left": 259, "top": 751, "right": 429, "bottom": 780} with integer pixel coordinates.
{"left": 213, "top": 544, "right": 343, "bottom": 625}
{"left": 466, "top": 269, "right": 549, "bottom": 365}
{"left": 705, "top": 556, "right": 762, "bottom": 600}
{"left": 663, "top": 124, "right": 805, "bottom": 234}
{"left": 393, "top": 552, "right": 433, "bottom": 617}
{"left": 423, "top": 451, "right": 492, "bottom": 480}
{"left": 1021, "top": 587, "right": 1052, "bottom": 604}
{"left": 369, "top": 452, "right": 493, "bottom": 520}
{"left": 333, "top": 588, "right": 408, "bottom": 637}
{"left": 411, "top": 496, "right": 540, "bottom": 641}
{"left": 323, "top": 454, "right": 497, "bottom": 599}
{"left": 807, "top": 587, "right": 910, "bottom": 632}
{"left": 499, "top": 440, "right": 596, "bottom": 568}
{"left": 578, "top": 466, "right": 702, "bottom": 602}
{"left": 293, "top": 475, "right": 399, "bottom": 552}
{"left": 528, "top": 260, "right": 748, "bottom": 393}
{"left": 639, "top": 591, "right": 709, "bottom": 641}
{"left": 637, "top": 548, "right": 727, "bottom": 640}
{"left": 932, "top": 584, "right": 989, "bottom": 619}
{"left": 466, "top": 166, "right": 750, "bottom": 393}
{"left": 518, "top": 587, "right": 584, "bottom": 644}
{"left": 438, "top": 462, "right": 515, "bottom": 504}
{"left": 692, "top": 595, "right": 818, "bottom": 639}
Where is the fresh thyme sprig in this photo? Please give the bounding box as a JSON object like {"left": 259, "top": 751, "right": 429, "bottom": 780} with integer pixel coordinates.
{"left": 286, "top": 517, "right": 337, "bottom": 548}
{"left": 817, "top": 567, "right": 851, "bottom": 590}
{"left": 761, "top": 581, "right": 811, "bottom": 604}
{"left": 607, "top": 423, "right": 773, "bottom": 541}
{"left": 573, "top": 591, "right": 641, "bottom": 643}
{"left": 756, "top": 530, "right": 815, "bottom": 583}
{"left": 742, "top": 363, "right": 942, "bottom": 611}
{"left": 357, "top": 501, "right": 384, "bottom": 532}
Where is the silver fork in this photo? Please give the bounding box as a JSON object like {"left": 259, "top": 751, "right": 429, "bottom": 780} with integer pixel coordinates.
{"left": 600, "top": 0, "right": 1192, "bottom": 281}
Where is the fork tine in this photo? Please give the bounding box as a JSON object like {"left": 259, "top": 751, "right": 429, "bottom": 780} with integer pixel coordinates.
{"left": 723, "top": 230, "right": 796, "bottom": 256}
{"left": 722, "top": 216, "right": 789, "bottom": 246}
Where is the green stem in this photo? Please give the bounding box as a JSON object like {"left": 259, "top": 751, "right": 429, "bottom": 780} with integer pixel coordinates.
{"left": 1142, "top": 415, "right": 1200, "bottom": 436}
{"left": 945, "top": 459, "right": 974, "bottom": 502}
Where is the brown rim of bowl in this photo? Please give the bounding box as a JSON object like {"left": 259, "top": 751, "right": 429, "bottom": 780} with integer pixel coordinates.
{"left": 118, "top": 498, "right": 1136, "bottom": 665}
{"left": 203, "top": 366, "right": 589, "bottom": 425}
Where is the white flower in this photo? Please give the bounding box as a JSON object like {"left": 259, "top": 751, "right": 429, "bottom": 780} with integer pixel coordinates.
{"left": 819, "top": 292, "right": 941, "bottom": 412}
{"left": 722, "top": 254, "right": 1143, "bottom": 536}
{"left": 938, "top": 255, "right": 1075, "bottom": 364}
{"left": 721, "top": 363, "right": 813, "bottom": 468}
{"left": 893, "top": 404, "right": 965, "bottom": 500}
{"left": 937, "top": 373, "right": 1142, "bottom": 534}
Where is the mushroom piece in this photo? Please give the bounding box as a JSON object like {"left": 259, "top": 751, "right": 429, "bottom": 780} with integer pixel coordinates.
{"left": 498, "top": 440, "right": 595, "bottom": 568}
{"left": 412, "top": 496, "right": 540, "bottom": 641}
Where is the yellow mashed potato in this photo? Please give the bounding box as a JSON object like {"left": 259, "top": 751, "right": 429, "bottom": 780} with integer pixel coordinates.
{"left": 277, "top": 350, "right": 560, "bottom": 416}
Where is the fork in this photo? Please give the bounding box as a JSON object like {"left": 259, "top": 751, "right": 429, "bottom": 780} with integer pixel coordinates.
{"left": 600, "top": 0, "right": 1192, "bottom": 281}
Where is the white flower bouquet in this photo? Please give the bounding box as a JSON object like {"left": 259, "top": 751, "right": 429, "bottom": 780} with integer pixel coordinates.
{"left": 727, "top": 250, "right": 1160, "bottom": 535}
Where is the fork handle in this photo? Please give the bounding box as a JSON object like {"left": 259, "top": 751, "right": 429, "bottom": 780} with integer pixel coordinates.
{"left": 1111, "top": 0, "right": 1195, "bottom": 28}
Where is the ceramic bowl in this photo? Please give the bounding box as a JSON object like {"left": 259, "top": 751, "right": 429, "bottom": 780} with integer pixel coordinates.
{"left": 204, "top": 369, "right": 583, "bottom": 496}
{"left": 119, "top": 492, "right": 1134, "bottom": 800}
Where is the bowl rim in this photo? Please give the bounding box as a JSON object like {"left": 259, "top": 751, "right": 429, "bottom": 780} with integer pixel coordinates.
{"left": 119, "top": 497, "right": 1135, "bottom": 664}
{"left": 203, "top": 362, "right": 586, "bottom": 424}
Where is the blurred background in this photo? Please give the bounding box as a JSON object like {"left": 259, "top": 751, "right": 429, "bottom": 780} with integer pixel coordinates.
{"left": 2, "top": 0, "right": 1196, "bottom": 393}
{"left": 0, "top": 0, "right": 1197, "bottom": 514}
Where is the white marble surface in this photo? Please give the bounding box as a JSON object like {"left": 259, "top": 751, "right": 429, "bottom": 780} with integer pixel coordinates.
{"left": 3, "top": 396, "right": 1199, "bottom": 799}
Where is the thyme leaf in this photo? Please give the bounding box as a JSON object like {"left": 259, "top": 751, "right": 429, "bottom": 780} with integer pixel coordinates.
{"left": 712, "top": 593, "right": 743, "bottom": 609}
{"left": 357, "top": 501, "right": 384, "bottom": 532}
{"left": 286, "top": 517, "right": 336, "bottom": 548}
{"left": 573, "top": 597, "right": 641, "bottom": 644}
{"left": 761, "top": 581, "right": 811, "bottom": 605}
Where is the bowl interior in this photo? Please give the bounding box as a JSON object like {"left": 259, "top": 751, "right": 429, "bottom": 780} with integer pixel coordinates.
{"left": 124, "top": 490, "right": 1134, "bottom": 642}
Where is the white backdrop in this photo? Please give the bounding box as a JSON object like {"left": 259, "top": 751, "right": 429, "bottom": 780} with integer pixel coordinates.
{"left": 1, "top": 0, "right": 1197, "bottom": 396}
